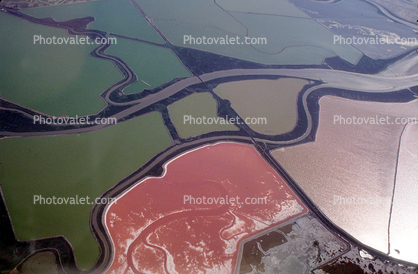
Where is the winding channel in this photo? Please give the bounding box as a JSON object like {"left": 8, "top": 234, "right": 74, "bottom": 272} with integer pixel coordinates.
{"left": 3, "top": 64, "right": 418, "bottom": 145}
{"left": 2, "top": 4, "right": 418, "bottom": 273}
{"left": 2, "top": 7, "right": 418, "bottom": 146}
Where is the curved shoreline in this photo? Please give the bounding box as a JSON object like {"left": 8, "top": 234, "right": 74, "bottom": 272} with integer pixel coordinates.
{"left": 2, "top": 4, "right": 418, "bottom": 274}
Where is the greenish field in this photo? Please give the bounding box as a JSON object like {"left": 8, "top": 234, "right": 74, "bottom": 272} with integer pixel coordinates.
{"left": 214, "top": 78, "right": 308, "bottom": 135}
{"left": 135, "top": 0, "right": 362, "bottom": 65}
{"left": 0, "top": 13, "right": 121, "bottom": 117}
{"left": 168, "top": 93, "right": 238, "bottom": 138}
{"left": 106, "top": 38, "right": 191, "bottom": 94}
{"left": 231, "top": 12, "right": 362, "bottom": 64}
{"left": 0, "top": 112, "right": 172, "bottom": 270}
{"left": 216, "top": 0, "right": 309, "bottom": 18}
{"left": 22, "top": 0, "right": 163, "bottom": 43}
{"left": 20, "top": 251, "right": 58, "bottom": 274}
{"left": 134, "top": 0, "right": 246, "bottom": 35}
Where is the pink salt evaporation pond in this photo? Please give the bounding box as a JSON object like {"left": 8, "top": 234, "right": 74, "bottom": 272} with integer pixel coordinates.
{"left": 104, "top": 142, "right": 307, "bottom": 274}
